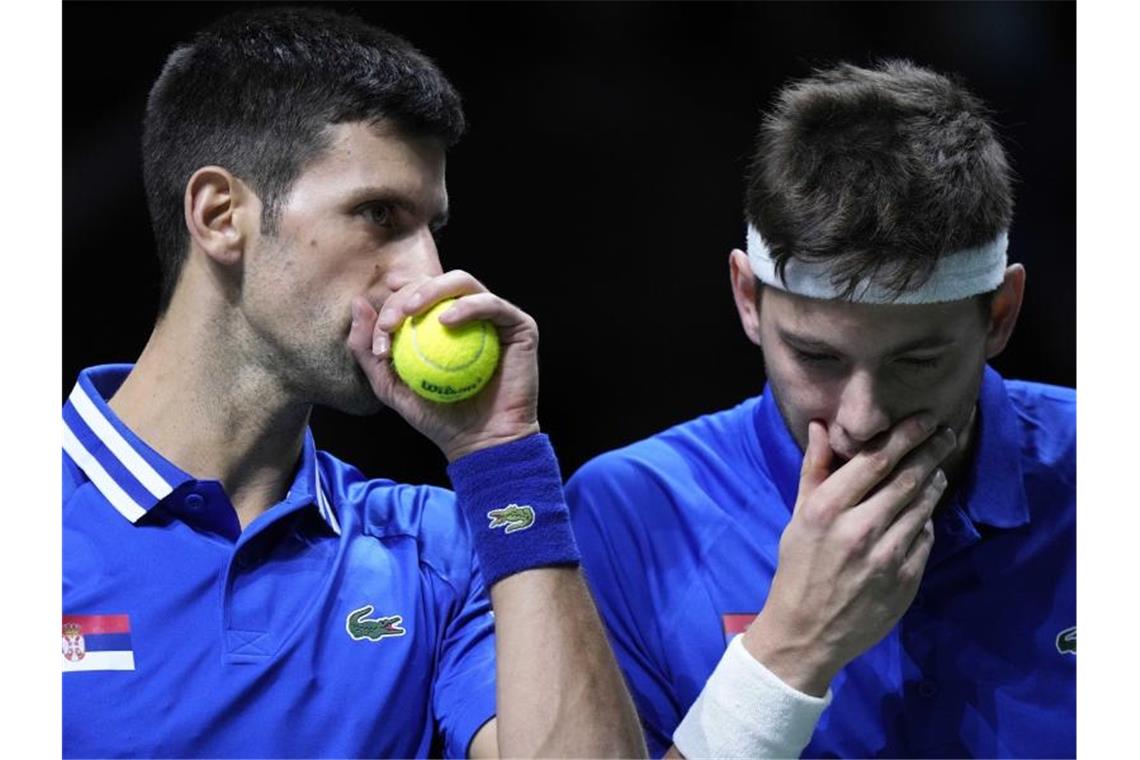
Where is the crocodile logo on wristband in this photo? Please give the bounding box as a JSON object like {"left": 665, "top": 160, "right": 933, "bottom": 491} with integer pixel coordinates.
{"left": 487, "top": 504, "right": 535, "bottom": 534}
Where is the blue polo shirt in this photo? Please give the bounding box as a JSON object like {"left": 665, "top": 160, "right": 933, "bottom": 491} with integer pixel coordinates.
{"left": 567, "top": 366, "right": 1075, "bottom": 758}
{"left": 62, "top": 364, "right": 497, "bottom": 758}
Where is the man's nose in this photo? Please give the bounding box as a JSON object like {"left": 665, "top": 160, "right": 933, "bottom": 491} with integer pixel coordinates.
{"left": 833, "top": 370, "right": 892, "bottom": 446}
{"left": 385, "top": 227, "right": 443, "bottom": 287}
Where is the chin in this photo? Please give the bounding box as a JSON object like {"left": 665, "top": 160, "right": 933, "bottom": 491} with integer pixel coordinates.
{"left": 328, "top": 376, "right": 385, "bottom": 415}
{"left": 328, "top": 392, "right": 384, "bottom": 416}
{"left": 306, "top": 361, "right": 385, "bottom": 415}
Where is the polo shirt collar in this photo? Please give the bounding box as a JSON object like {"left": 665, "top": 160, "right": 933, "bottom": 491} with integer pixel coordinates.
{"left": 62, "top": 364, "right": 340, "bottom": 535}
{"left": 955, "top": 365, "right": 1030, "bottom": 529}
{"left": 753, "top": 387, "right": 802, "bottom": 513}
{"left": 752, "top": 364, "right": 1030, "bottom": 529}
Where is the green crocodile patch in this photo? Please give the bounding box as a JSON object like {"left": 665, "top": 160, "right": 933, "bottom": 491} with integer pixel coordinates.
{"left": 346, "top": 605, "right": 406, "bottom": 642}
{"left": 487, "top": 504, "right": 535, "bottom": 534}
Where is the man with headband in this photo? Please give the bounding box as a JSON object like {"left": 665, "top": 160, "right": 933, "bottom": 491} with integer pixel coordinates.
{"left": 566, "top": 61, "right": 1075, "bottom": 758}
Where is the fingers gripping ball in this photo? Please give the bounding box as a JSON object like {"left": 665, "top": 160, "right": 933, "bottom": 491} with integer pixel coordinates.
{"left": 391, "top": 298, "right": 501, "bottom": 403}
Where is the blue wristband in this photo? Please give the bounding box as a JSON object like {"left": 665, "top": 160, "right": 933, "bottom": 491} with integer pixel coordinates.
{"left": 446, "top": 433, "right": 581, "bottom": 588}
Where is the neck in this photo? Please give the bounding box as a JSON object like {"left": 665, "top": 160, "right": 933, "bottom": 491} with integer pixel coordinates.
{"left": 109, "top": 297, "right": 311, "bottom": 531}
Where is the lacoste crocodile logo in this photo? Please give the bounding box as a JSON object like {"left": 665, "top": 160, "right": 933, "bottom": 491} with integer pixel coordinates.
{"left": 487, "top": 504, "right": 535, "bottom": 534}
{"left": 1056, "top": 625, "right": 1076, "bottom": 655}
{"left": 346, "top": 605, "right": 406, "bottom": 642}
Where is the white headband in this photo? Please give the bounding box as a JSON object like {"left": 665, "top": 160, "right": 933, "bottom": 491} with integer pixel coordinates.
{"left": 746, "top": 225, "right": 1009, "bottom": 304}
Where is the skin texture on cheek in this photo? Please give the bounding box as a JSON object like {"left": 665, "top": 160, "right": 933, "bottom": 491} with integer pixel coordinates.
{"left": 764, "top": 349, "right": 986, "bottom": 482}
{"left": 757, "top": 298, "right": 989, "bottom": 472}
{"left": 239, "top": 226, "right": 384, "bottom": 414}
{"left": 765, "top": 368, "right": 828, "bottom": 454}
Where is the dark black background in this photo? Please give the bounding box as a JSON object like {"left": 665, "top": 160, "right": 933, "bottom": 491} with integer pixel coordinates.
{"left": 64, "top": 1, "right": 1075, "bottom": 487}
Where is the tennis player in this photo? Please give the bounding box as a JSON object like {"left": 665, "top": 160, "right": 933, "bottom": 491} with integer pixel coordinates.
{"left": 62, "top": 7, "right": 643, "bottom": 757}
{"left": 567, "top": 60, "right": 1075, "bottom": 758}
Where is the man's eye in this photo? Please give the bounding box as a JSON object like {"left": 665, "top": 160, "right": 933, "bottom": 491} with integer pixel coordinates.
{"left": 898, "top": 355, "right": 942, "bottom": 370}
{"left": 362, "top": 203, "right": 394, "bottom": 227}
{"left": 793, "top": 348, "right": 837, "bottom": 364}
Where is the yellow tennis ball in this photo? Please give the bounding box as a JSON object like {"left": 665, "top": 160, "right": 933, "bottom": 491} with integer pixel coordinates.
{"left": 390, "top": 298, "right": 501, "bottom": 403}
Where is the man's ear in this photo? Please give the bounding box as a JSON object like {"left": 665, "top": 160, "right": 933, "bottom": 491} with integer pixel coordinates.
{"left": 183, "top": 167, "right": 257, "bottom": 266}
{"left": 985, "top": 264, "right": 1027, "bottom": 359}
{"left": 729, "top": 249, "right": 763, "bottom": 346}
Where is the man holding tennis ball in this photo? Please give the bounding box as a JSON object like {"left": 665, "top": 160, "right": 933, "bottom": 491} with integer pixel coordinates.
{"left": 62, "top": 7, "right": 642, "bottom": 758}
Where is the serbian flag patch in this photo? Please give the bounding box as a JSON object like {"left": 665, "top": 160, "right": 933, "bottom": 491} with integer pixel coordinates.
{"left": 722, "top": 612, "right": 757, "bottom": 646}
{"left": 62, "top": 614, "right": 135, "bottom": 672}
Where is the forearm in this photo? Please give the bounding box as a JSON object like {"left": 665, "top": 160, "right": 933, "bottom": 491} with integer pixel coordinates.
{"left": 447, "top": 433, "right": 645, "bottom": 758}
{"left": 491, "top": 567, "right": 646, "bottom": 757}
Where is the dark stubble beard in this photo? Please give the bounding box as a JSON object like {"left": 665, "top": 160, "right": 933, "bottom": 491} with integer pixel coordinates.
{"left": 306, "top": 337, "right": 385, "bottom": 416}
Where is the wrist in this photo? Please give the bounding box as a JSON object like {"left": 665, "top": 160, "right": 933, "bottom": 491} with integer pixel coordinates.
{"left": 742, "top": 611, "right": 840, "bottom": 697}
{"left": 442, "top": 421, "right": 541, "bottom": 462}
{"left": 446, "top": 433, "right": 580, "bottom": 587}
{"left": 673, "top": 635, "right": 831, "bottom": 759}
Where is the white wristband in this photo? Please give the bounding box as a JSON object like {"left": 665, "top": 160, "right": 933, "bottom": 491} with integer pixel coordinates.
{"left": 672, "top": 634, "right": 832, "bottom": 759}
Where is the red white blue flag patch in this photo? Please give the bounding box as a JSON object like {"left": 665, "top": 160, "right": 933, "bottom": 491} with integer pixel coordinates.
{"left": 722, "top": 612, "right": 757, "bottom": 646}
{"left": 62, "top": 614, "right": 135, "bottom": 672}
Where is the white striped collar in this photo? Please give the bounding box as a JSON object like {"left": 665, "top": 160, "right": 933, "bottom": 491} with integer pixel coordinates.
{"left": 63, "top": 364, "right": 340, "bottom": 535}
{"left": 314, "top": 466, "right": 342, "bottom": 536}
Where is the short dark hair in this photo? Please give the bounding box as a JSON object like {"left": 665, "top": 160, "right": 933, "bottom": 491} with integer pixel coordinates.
{"left": 745, "top": 60, "right": 1012, "bottom": 300}
{"left": 142, "top": 6, "right": 465, "bottom": 313}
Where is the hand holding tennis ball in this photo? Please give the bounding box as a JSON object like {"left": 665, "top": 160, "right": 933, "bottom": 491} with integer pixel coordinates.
{"left": 391, "top": 298, "right": 501, "bottom": 403}
{"left": 347, "top": 270, "right": 540, "bottom": 462}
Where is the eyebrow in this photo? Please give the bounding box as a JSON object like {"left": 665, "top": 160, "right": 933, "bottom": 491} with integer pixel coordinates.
{"left": 349, "top": 186, "right": 449, "bottom": 229}
{"left": 888, "top": 335, "right": 957, "bottom": 353}
{"left": 778, "top": 329, "right": 955, "bottom": 355}
{"left": 778, "top": 330, "right": 841, "bottom": 353}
